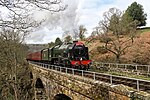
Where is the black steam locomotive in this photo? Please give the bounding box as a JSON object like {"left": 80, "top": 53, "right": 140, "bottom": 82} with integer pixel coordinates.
{"left": 27, "top": 41, "right": 92, "bottom": 70}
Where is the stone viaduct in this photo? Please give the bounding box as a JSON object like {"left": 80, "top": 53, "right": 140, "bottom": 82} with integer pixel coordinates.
{"left": 30, "top": 64, "right": 150, "bottom": 100}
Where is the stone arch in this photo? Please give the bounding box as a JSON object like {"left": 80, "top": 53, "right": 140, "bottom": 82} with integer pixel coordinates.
{"left": 35, "top": 78, "right": 44, "bottom": 88}
{"left": 54, "top": 94, "right": 72, "bottom": 100}
{"left": 35, "top": 78, "right": 47, "bottom": 99}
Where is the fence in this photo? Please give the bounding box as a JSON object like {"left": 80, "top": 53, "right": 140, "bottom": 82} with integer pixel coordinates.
{"left": 31, "top": 61, "right": 150, "bottom": 91}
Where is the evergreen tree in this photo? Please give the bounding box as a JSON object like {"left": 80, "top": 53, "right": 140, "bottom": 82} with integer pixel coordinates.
{"left": 55, "top": 37, "right": 62, "bottom": 45}
{"left": 125, "top": 2, "right": 147, "bottom": 27}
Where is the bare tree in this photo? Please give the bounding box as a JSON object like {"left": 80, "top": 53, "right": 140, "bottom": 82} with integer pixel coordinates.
{"left": 64, "top": 35, "right": 72, "bottom": 42}
{"left": 0, "top": 0, "right": 66, "bottom": 99}
{"left": 72, "top": 29, "right": 78, "bottom": 40}
{"left": 0, "top": 0, "right": 66, "bottom": 14}
{"left": 79, "top": 25, "right": 87, "bottom": 40}
{"left": 85, "top": 27, "right": 100, "bottom": 45}
{"left": 0, "top": 0, "right": 66, "bottom": 35}
{"left": 0, "top": 28, "right": 33, "bottom": 100}
{"left": 98, "top": 8, "right": 137, "bottom": 63}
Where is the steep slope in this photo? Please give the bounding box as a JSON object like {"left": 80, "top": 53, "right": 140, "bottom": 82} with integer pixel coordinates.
{"left": 86, "top": 31, "right": 150, "bottom": 64}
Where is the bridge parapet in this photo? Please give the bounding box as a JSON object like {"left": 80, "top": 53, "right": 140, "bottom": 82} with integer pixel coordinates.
{"left": 30, "top": 63, "right": 150, "bottom": 100}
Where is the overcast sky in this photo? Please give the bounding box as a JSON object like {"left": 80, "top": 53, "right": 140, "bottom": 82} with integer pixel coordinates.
{"left": 25, "top": 0, "right": 150, "bottom": 44}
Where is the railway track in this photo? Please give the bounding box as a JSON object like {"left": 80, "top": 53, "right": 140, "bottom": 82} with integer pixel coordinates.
{"left": 31, "top": 62, "right": 150, "bottom": 92}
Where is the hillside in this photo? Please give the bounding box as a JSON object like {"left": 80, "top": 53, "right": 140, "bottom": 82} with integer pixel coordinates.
{"left": 26, "top": 44, "right": 48, "bottom": 53}
{"left": 86, "top": 29, "right": 150, "bottom": 65}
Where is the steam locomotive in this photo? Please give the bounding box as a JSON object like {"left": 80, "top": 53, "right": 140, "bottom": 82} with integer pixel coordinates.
{"left": 27, "top": 41, "right": 92, "bottom": 70}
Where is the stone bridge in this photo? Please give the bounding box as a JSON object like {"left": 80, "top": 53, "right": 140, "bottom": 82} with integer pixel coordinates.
{"left": 30, "top": 64, "right": 150, "bottom": 100}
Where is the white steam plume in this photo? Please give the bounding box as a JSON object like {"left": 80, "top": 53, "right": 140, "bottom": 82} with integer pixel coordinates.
{"left": 31, "top": 0, "right": 80, "bottom": 42}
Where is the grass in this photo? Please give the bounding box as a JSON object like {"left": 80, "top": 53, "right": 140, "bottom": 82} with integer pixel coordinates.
{"left": 107, "top": 71, "right": 150, "bottom": 81}
{"left": 137, "top": 27, "right": 150, "bottom": 33}
{"left": 90, "top": 67, "right": 150, "bottom": 81}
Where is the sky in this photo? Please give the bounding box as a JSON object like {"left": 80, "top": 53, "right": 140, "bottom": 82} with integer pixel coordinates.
{"left": 25, "top": 0, "right": 150, "bottom": 44}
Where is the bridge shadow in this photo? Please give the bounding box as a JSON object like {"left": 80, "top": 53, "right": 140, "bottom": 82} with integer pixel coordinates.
{"left": 36, "top": 78, "right": 44, "bottom": 88}
{"left": 35, "top": 78, "right": 47, "bottom": 100}
{"left": 54, "top": 94, "right": 72, "bottom": 100}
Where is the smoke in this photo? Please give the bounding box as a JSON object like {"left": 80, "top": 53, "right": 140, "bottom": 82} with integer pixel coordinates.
{"left": 31, "top": 0, "right": 80, "bottom": 42}
{"left": 59, "top": 0, "right": 80, "bottom": 37}
{"left": 46, "top": 0, "right": 80, "bottom": 39}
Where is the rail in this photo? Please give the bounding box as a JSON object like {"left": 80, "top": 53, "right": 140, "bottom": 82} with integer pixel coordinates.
{"left": 30, "top": 62, "right": 150, "bottom": 92}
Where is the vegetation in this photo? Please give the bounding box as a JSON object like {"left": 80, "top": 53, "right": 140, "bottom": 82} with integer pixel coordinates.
{"left": 48, "top": 42, "right": 55, "bottom": 48}
{"left": 55, "top": 37, "right": 63, "bottom": 45}
{"left": 91, "top": 67, "right": 150, "bottom": 81}
{"left": 79, "top": 25, "right": 87, "bottom": 40}
{"left": 125, "top": 2, "right": 147, "bottom": 27}
{"left": 97, "top": 46, "right": 108, "bottom": 54}
{"left": 64, "top": 35, "right": 72, "bottom": 42}
{"left": 97, "top": 8, "right": 137, "bottom": 63}
{"left": 62, "top": 25, "right": 87, "bottom": 41}
{"left": 88, "top": 27, "right": 150, "bottom": 64}
{"left": 138, "top": 27, "right": 150, "bottom": 33}
{"left": 0, "top": 29, "right": 33, "bottom": 100}
{"left": 0, "top": 1, "right": 149, "bottom": 98}
{"left": 0, "top": 0, "right": 66, "bottom": 99}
